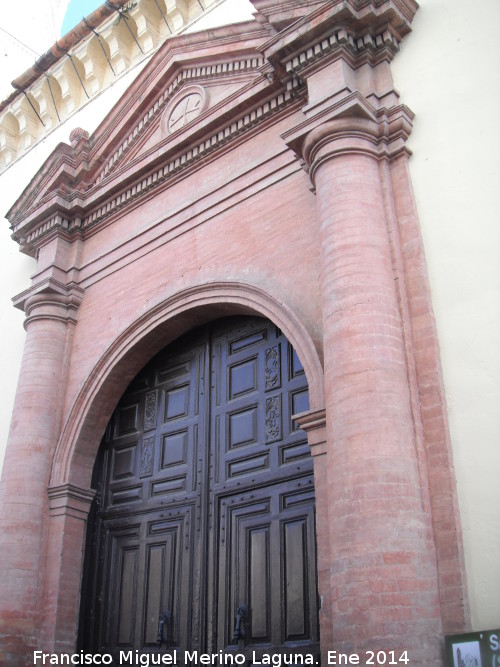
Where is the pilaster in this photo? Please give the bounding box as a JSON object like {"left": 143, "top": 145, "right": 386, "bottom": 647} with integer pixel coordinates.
{"left": 295, "top": 410, "right": 332, "bottom": 663}
{"left": 41, "top": 485, "right": 96, "bottom": 653}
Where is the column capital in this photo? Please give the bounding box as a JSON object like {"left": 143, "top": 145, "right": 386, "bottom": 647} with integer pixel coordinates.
{"left": 283, "top": 98, "right": 414, "bottom": 187}
{"left": 13, "top": 278, "right": 84, "bottom": 329}
{"left": 294, "top": 408, "right": 327, "bottom": 456}
{"left": 48, "top": 483, "right": 96, "bottom": 521}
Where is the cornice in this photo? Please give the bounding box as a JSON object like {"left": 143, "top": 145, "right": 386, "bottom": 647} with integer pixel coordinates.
{"left": 94, "top": 55, "right": 267, "bottom": 186}
{"left": 255, "top": 0, "right": 418, "bottom": 66}
{"left": 284, "top": 25, "right": 400, "bottom": 78}
{"left": 6, "top": 26, "right": 270, "bottom": 227}
{"left": 6, "top": 0, "right": 418, "bottom": 256}
{"left": 12, "top": 81, "right": 304, "bottom": 256}
{"left": 48, "top": 483, "right": 96, "bottom": 520}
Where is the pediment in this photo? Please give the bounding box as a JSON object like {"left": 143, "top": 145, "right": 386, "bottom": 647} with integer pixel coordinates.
{"left": 7, "top": 20, "right": 273, "bottom": 242}
{"left": 6, "top": 0, "right": 418, "bottom": 256}
{"left": 92, "top": 62, "right": 266, "bottom": 189}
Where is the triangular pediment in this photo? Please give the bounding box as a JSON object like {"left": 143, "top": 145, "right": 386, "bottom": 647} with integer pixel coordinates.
{"left": 7, "top": 19, "right": 273, "bottom": 238}
{"left": 7, "top": 0, "right": 419, "bottom": 256}
{"left": 92, "top": 60, "right": 267, "bottom": 188}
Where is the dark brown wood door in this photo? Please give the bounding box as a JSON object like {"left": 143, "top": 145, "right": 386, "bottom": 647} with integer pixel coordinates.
{"left": 80, "top": 317, "right": 319, "bottom": 662}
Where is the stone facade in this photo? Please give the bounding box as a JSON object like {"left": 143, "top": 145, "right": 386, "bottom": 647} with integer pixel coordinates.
{"left": 0, "top": 1, "right": 470, "bottom": 664}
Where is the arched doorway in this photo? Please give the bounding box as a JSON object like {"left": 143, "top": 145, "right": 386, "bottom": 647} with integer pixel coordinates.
{"left": 79, "top": 316, "right": 319, "bottom": 661}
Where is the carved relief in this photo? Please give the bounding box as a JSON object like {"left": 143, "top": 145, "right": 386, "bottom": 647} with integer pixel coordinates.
{"left": 265, "top": 395, "right": 282, "bottom": 443}
{"left": 144, "top": 391, "right": 157, "bottom": 431}
{"left": 265, "top": 345, "right": 281, "bottom": 391}
{"left": 140, "top": 436, "right": 154, "bottom": 477}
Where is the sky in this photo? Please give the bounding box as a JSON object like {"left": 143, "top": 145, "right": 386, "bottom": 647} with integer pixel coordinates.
{"left": 60, "top": 0, "right": 103, "bottom": 35}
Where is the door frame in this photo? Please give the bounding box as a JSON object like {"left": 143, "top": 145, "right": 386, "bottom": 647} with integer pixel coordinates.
{"left": 41, "top": 282, "right": 328, "bottom": 656}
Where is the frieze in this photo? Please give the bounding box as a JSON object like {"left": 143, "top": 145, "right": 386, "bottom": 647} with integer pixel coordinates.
{"left": 13, "top": 81, "right": 302, "bottom": 254}
{"left": 23, "top": 85, "right": 298, "bottom": 250}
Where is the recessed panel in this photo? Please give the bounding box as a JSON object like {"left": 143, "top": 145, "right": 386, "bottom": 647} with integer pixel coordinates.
{"left": 284, "top": 520, "right": 307, "bottom": 639}
{"left": 227, "top": 453, "right": 269, "bottom": 478}
{"left": 289, "top": 346, "right": 305, "bottom": 379}
{"left": 112, "top": 445, "right": 136, "bottom": 480}
{"left": 116, "top": 404, "right": 138, "bottom": 436}
{"left": 281, "top": 488, "right": 315, "bottom": 511}
{"left": 144, "top": 546, "right": 164, "bottom": 645}
{"left": 249, "top": 528, "right": 269, "bottom": 640}
{"left": 228, "top": 407, "right": 257, "bottom": 448}
{"left": 157, "top": 361, "right": 190, "bottom": 384}
{"left": 117, "top": 547, "right": 138, "bottom": 645}
{"left": 151, "top": 477, "right": 186, "bottom": 496}
{"left": 162, "top": 430, "right": 188, "bottom": 468}
{"left": 164, "top": 385, "right": 189, "bottom": 420}
{"left": 229, "top": 358, "right": 257, "bottom": 399}
{"left": 291, "top": 389, "right": 309, "bottom": 425}
{"left": 280, "top": 441, "right": 311, "bottom": 466}
{"left": 229, "top": 329, "right": 267, "bottom": 354}
{"left": 110, "top": 485, "right": 142, "bottom": 505}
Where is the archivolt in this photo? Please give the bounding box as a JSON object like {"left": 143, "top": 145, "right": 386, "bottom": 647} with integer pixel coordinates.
{"left": 49, "top": 281, "right": 324, "bottom": 489}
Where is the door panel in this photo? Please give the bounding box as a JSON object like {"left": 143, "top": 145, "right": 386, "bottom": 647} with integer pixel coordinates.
{"left": 216, "top": 478, "right": 318, "bottom": 657}
{"left": 80, "top": 317, "right": 319, "bottom": 661}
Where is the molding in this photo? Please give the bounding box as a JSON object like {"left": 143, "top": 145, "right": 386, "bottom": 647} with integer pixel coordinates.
{"left": 50, "top": 280, "right": 325, "bottom": 487}
{"left": 94, "top": 56, "right": 266, "bottom": 184}
{"left": 81, "top": 85, "right": 302, "bottom": 228}
{"left": 48, "top": 483, "right": 96, "bottom": 520}
{"left": 5, "top": 0, "right": 418, "bottom": 255}
{"left": 294, "top": 409, "right": 327, "bottom": 456}
{"left": 255, "top": 0, "right": 418, "bottom": 66}
{"left": 13, "top": 82, "right": 304, "bottom": 255}
{"left": 285, "top": 27, "right": 400, "bottom": 78}
{"left": 282, "top": 96, "right": 414, "bottom": 190}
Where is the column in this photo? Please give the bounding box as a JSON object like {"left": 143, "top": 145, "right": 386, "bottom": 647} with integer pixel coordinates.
{"left": 303, "top": 118, "right": 443, "bottom": 664}
{"left": 0, "top": 283, "right": 83, "bottom": 663}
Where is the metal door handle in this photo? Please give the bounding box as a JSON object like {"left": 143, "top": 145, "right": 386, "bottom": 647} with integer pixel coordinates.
{"left": 232, "top": 605, "right": 248, "bottom": 643}
{"left": 157, "top": 610, "right": 171, "bottom": 646}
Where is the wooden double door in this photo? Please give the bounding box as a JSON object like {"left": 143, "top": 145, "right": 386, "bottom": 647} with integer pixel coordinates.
{"left": 80, "top": 317, "right": 319, "bottom": 661}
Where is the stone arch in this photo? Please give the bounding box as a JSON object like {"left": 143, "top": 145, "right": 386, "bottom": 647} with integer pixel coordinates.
{"left": 50, "top": 281, "right": 324, "bottom": 492}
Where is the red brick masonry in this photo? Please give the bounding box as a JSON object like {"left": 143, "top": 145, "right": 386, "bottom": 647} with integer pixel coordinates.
{"left": 0, "top": 1, "right": 469, "bottom": 664}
